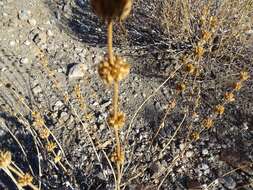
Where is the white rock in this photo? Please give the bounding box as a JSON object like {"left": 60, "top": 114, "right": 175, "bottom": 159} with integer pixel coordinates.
{"left": 28, "top": 18, "right": 37, "bottom": 26}
{"left": 60, "top": 112, "right": 69, "bottom": 122}
{"left": 32, "top": 85, "right": 42, "bottom": 95}
{"left": 200, "top": 164, "right": 209, "bottom": 171}
{"left": 20, "top": 57, "right": 29, "bottom": 64}
{"left": 202, "top": 149, "right": 209, "bottom": 155}
{"left": 18, "top": 9, "right": 31, "bottom": 20}
{"left": 179, "top": 143, "right": 185, "bottom": 150}
{"left": 1, "top": 67, "right": 7, "bottom": 72}
{"left": 9, "top": 41, "right": 15, "bottom": 46}
{"left": 246, "top": 29, "right": 253, "bottom": 35}
{"left": 24, "top": 40, "right": 31, "bottom": 46}
{"left": 68, "top": 63, "right": 87, "bottom": 80}
{"left": 54, "top": 100, "right": 64, "bottom": 111}
{"left": 47, "top": 30, "right": 53, "bottom": 36}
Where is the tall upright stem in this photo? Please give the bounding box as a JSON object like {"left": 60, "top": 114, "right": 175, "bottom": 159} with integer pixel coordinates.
{"left": 107, "top": 19, "right": 121, "bottom": 190}
{"left": 108, "top": 20, "right": 114, "bottom": 65}
{"left": 113, "top": 82, "right": 119, "bottom": 117}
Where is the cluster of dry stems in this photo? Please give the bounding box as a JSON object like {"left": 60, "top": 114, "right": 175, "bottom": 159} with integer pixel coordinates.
{"left": 0, "top": 0, "right": 252, "bottom": 189}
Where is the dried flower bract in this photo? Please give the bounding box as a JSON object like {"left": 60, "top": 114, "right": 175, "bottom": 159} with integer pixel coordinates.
{"left": 18, "top": 173, "right": 33, "bottom": 187}
{"left": 202, "top": 117, "right": 214, "bottom": 129}
{"left": 108, "top": 112, "right": 126, "bottom": 129}
{"left": 98, "top": 55, "right": 130, "bottom": 85}
{"left": 111, "top": 150, "right": 124, "bottom": 165}
{"left": 0, "top": 151, "right": 12, "bottom": 168}
{"left": 224, "top": 92, "right": 235, "bottom": 102}
{"left": 214, "top": 104, "right": 225, "bottom": 116}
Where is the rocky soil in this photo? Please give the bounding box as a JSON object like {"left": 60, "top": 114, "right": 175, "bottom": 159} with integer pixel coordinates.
{"left": 0, "top": 0, "right": 253, "bottom": 190}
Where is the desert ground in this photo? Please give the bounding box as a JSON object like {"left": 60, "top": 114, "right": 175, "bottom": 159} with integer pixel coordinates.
{"left": 0, "top": 0, "right": 253, "bottom": 190}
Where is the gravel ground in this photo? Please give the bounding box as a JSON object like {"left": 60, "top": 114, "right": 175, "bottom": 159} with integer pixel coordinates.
{"left": 0, "top": 0, "right": 253, "bottom": 190}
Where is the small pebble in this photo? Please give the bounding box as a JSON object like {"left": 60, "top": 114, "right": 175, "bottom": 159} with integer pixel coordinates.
{"left": 202, "top": 149, "right": 209, "bottom": 155}
{"left": 32, "top": 85, "right": 42, "bottom": 95}
{"left": 179, "top": 143, "right": 185, "bottom": 150}
{"left": 28, "top": 18, "right": 36, "bottom": 26}
{"left": 18, "top": 9, "right": 31, "bottom": 20}
{"left": 186, "top": 151, "right": 194, "bottom": 158}
{"left": 9, "top": 41, "right": 15, "bottom": 46}
{"left": 53, "top": 100, "right": 64, "bottom": 111}
{"left": 47, "top": 29, "right": 53, "bottom": 36}
{"left": 24, "top": 40, "right": 31, "bottom": 46}
{"left": 220, "top": 176, "right": 236, "bottom": 189}
{"left": 20, "top": 57, "right": 29, "bottom": 64}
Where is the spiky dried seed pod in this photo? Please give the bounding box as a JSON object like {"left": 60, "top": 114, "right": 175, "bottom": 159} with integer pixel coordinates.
{"left": 39, "top": 128, "right": 50, "bottom": 139}
{"left": 240, "top": 71, "right": 249, "bottom": 81}
{"left": 233, "top": 81, "right": 242, "bottom": 91}
{"left": 185, "top": 63, "right": 195, "bottom": 74}
{"left": 91, "top": 0, "right": 132, "bottom": 21}
{"left": 210, "top": 16, "right": 218, "bottom": 29}
{"left": 176, "top": 83, "right": 186, "bottom": 92}
{"left": 0, "top": 151, "right": 12, "bottom": 168}
{"left": 18, "top": 173, "right": 33, "bottom": 187}
{"left": 46, "top": 141, "right": 57, "bottom": 152}
{"left": 111, "top": 150, "right": 124, "bottom": 165}
{"left": 191, "top": 131, "right": 200, "bottom": 141}
{"left": 214, "top": 104, "right": 225, "bottom": 116}
{"left": 114, "top": 56, "right": 130, "bottom": 81}
{"left": 195, "top": 45, "right": 204, "bottom": 58}
{"left": 32, "top": 111, "right": 44, "bottom": 128}
{"left": 202, "top": 117, "right": 214, "bottom": 129}
{"left": 74, "top": 84, "right": 82, "bottom": 99}
{"left": 224, "top": 92, "right": 235, "bottom": 102}
{"left": 202, "top": 30, "right": 212, "bottom": 42}
{"left": 98, "top": 55, "right": 130, "bottom": 85}
{"left": 98, "top": 60, "right": 114, "bottom": 85}
{"left": 54, "top": 152, "right": 62, "bottom": 163}
{"left": 108, "top": 112, "right": 126, "bottom": 129}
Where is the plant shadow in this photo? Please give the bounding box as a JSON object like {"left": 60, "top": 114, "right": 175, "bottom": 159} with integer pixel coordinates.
{"left": 44, "top": 0, "right": 168, "bottom": 48}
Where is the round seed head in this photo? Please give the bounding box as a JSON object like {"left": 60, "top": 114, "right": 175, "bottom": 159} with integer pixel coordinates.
{"left": 191, "top": 131, "right": 200, "bottom": 141}
{"left": 39, "top": 128, "right": 50, "bottom": 139}
{"left": 176, "top": 83, "right": 186, "bottom": 92}
{"left": 233, "top": 81, "right": 242, "bottom": 91}
{"left": 202, "top": 30, "right": 212, "bottom": 42}
{"left": 114, "top": 56, "right": 130, "bottom": 82}
{"left": 46, "top": 141, "right": 57, "bottom": 152}
{"left": 214, "top": 104, "right": 225, "bottom": 116}
{"left": 18, "top": 173, "right": 33, "bottom": 187}
{"left": 185, "top": 63, "right": 195, "bottom": 74}
{"left": 195, "top": 45, "right": 204, "bottom": 58}
{"left": 111, "top": 150, "right": 124, "bottom": 165}
{"left": 224, "top": 92, "right": 235, "bottom": 102}
{"left": 108, "top": 112, "right": 126, "bottom": 129}
{"left": 240, "top": 71, "right": 249, "bottom": 81}
{"left": 210, "top": 16, "right": 218, "bottom": 29}
{"left": 202, "top": 117, "right": 214, "bottom": 129}
{"left": 98, "top": 55, "right": 130, "bottom": 85}
{"left": 54, "top": 152, "right": 62, "bottom": 163}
